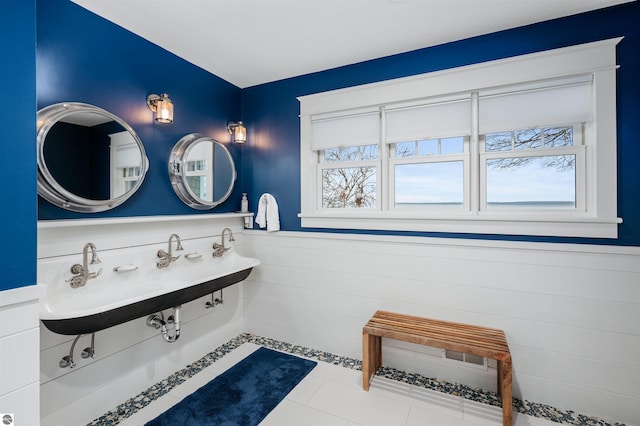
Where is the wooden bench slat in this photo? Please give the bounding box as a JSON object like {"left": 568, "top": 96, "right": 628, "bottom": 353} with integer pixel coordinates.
{"left": 364, "top": 315, "right": 510, "bottom": 355}
{"left": 366, "top": 318, "right": 508, "bottom": 345}
{"left": 372, "top": 311, "right": 507, "bottom": 335}
{"left": 365, "top": 325, "right": 511, "bottom": 360}
{"left": 366, "top": 326, "right": 508, "bottom": 352}
{"left": 365, "top": 328, "right": 508, "bottom": 357}
{"left": 368, "top": 319, "right": 507, "bottom": 343}
{"left": 365, "top": 325, "right": 508, "bottom": 349}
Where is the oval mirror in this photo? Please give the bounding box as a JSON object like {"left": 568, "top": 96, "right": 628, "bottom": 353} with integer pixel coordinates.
{"left": 169, "top": 133, "right": 236, "bottom": 210}
{"left": 37, "top": 102, "right": 149, "bottom": 213}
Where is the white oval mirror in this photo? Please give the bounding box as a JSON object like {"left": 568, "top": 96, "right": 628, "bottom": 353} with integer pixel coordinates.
{"left": 37, "top": 102, "right": 149, "bottom": 212}
{"left": 169, "top": 133, "right": 236, "bottom": 209}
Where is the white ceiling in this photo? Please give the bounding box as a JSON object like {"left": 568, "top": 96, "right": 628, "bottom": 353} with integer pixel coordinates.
{"left": 71, "top": 0, "right": 632, "bottom": 89}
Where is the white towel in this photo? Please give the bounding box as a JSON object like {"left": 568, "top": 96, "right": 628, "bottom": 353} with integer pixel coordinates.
{"left": 255, "top": 193, "right": 280, "bottom": 232}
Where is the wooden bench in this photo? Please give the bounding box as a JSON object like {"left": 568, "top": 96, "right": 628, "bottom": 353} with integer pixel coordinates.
{"left": 362, "top": 310, "right": 512, "bottom": 426}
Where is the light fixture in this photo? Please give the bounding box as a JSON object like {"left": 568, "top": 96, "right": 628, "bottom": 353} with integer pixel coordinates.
{"left": 147, "top": 93, "right": 174, "bottom": 124}
{"left": 227, "top": 121, "right": 247, "bottom": 144}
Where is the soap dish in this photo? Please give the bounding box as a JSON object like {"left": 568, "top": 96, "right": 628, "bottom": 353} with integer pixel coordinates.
{"left": 113, "top": 264, "right": 138, "bottom": 272}
{"left": 185, "top": 252, "right": 202, "bottom": 260}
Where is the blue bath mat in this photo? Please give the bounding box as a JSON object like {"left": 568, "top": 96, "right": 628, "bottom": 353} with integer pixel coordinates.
{"left": 145, "top": 347, "right": 317, "bottom": 426}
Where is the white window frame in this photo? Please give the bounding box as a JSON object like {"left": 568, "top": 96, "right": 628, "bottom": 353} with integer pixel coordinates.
{"left": 298, "top": 38, "right": 623, "bottom": 238}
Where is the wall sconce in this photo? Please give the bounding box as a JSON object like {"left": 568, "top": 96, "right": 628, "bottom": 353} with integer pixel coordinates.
{"left": 227, "top": 121, "right": 246, "bottom": 144}
{"left": 147, "top": 93, "right": 174, "bottom": 124}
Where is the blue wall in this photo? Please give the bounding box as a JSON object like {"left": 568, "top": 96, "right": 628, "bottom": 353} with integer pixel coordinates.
{"left": 241, "top": 1, "right": 640, "bottom": 246}
{"left": 32, "top": 1, "right": 640, "bottom": 249}
{"left": 1, "top": 1, "right": 36, "bottom": 291}
{"left": 36, "top": 0, "right": 244, "bottom": 220}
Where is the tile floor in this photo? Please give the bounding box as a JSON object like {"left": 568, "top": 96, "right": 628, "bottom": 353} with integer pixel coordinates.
{"left": 116, "top": 342, "right": 556, "bottom": 426}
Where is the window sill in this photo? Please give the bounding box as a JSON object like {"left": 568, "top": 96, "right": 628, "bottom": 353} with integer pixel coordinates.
{"left": 298, "top": 213, "right": 621, "bottom": 238}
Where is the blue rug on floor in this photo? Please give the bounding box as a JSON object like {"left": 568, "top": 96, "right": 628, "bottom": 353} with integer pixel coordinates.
{"left": 145, "top": 347, "right": 317, "bottom": 426}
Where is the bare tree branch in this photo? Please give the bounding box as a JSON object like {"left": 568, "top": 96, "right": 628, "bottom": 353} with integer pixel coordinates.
{"left": 486, "top": 127, "right": 575, "bottom": 171}
{"left": 322, "top": 146, "right": 376, "bottom": 208}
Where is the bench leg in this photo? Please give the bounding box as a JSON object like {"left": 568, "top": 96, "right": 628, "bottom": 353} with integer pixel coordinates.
{"left": 363, "top": 332, "right": 372, "bottom": 390}
{"left": 498, "top": 358, "right": 513, "bottom": 426}
{"left": 363, "top": 332, "right": 382, "bottom": 391}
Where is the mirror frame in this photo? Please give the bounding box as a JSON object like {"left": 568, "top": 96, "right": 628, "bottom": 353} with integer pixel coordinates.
{"left": 169, "top": 133, "right": 237, "bottom": 210}
{"left": 36, "top": 102, "right": 149, "bottom": 213}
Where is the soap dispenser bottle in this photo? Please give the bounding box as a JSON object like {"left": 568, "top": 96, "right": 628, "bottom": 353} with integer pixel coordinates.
{"left": 240, "top": 193, "right": 249, "bottom": 212}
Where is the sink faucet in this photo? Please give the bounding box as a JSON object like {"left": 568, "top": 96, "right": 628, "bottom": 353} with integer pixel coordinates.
{"left": 157, "top": 233, "right": 184, "bottom": 269}
{"left": 67, "top": 243, "right": 102, "bottom": 288}
{"left": 212, "top": 228, "right": 235, "bottom": 257}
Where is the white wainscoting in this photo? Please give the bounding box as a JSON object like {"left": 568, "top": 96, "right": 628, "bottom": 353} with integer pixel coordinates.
{"left": 39, "top": 287, "right": 244, "bottom": 425}
{"left": 38, "top": 215, "right": 250, "bottom": 425}
{"left": 242, "top": 231, "right": 640, "bottom": 425}
{"left": 0, "top": 285, "right": 43, "bottom": 426}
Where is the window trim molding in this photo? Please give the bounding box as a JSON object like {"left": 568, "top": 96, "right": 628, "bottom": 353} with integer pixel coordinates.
{"left": 298, "top": 38, "right": 623, "bottom": 238}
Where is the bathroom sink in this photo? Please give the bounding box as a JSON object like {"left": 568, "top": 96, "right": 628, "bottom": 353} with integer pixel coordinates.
{"left": 39, "top": 247, "right": 259, "bottom": 335}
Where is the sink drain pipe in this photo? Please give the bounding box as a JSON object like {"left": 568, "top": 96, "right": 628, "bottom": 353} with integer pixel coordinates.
{"left": 146, "top": 305, "right": 181, "bottom": 342}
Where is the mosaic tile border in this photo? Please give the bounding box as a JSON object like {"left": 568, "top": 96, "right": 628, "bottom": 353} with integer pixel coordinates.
{"left": 88, "top": 333, "right": 627, "bottom": 426}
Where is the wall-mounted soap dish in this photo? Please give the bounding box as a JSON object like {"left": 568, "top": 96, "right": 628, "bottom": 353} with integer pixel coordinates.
{"left": 113, "top": 264, "right": 138, "bottom": 272}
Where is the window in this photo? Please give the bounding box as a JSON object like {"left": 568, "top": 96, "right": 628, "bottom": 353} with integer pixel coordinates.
{"left": 110, "top": 131, "right": 143, "bottom": 198}
{"left": 121, "top": 166, "right": 142, "bottom": 193}
{"left": 482, "top": 126, "right": 581, "bottom": 211}
{"left": 391, "top": 136, "right": 467, "bottom": 210}
{"left": 298, "top": 38, "right": 622, "bottom": 238}
{"left": 186, "top": 159, "right": 209, "bottom": 201}
{"left": 321, "top": 145, "right": 378, "bottom": 208}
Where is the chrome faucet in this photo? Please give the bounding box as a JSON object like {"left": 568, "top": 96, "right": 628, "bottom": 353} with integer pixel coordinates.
{"left": 157, "top": 233, "right": 184, "bottom": 269}
{"left": 67, "top": 243, "right": 102, "bottom": 288}
{"left": 212, "top": 228, "right": 235, "bottom": 257}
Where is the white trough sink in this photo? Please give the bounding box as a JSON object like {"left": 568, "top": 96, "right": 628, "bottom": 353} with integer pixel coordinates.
{"left": 38, "top": 239, "right": 259, "bottom": 335}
